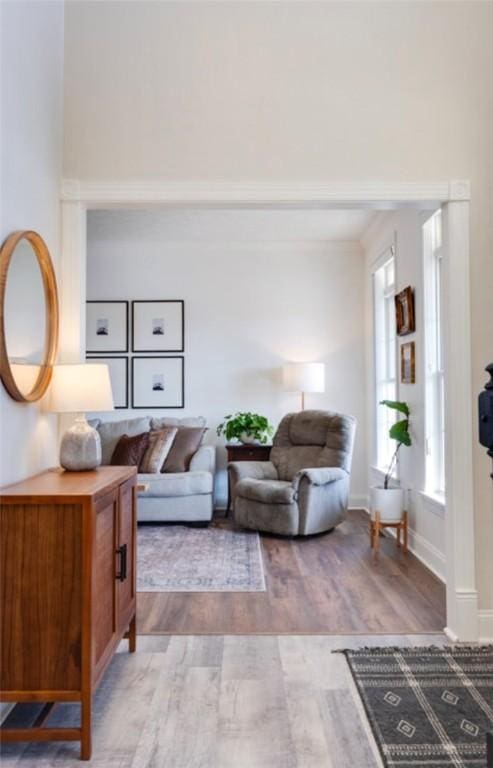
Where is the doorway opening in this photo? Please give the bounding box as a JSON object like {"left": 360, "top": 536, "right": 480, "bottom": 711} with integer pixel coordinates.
{"left": 61, "top": 180, "right": 476, "bottom": 641}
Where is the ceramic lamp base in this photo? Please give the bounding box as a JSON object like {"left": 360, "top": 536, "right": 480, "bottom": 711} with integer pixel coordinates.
{"left": 60, "top": 415, "right": 102, "bottom": 471}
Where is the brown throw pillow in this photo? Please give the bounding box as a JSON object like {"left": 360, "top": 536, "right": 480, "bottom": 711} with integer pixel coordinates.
{"left": 139, "top": 427, "right": 177, "bottom": 473}
{"left": 110, "top": 432, "right": 150, "bottom": 467}
{"left": 162, "top": 427, "right": 206, "bottom": 473}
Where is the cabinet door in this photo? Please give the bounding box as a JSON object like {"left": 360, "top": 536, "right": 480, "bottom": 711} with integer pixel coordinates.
{"left": 93, "top": 489, "right": 118, "bottom": 680}
{"left": 117, "top": 478, "right": 136, "bottom": 634}
{"left": 0, "top": 502, "right": 83, "bottom": 693}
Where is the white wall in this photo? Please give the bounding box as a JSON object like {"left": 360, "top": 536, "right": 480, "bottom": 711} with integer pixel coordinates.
{"left": 87, "top": 210, "right": 367, "bottom": 507}
{"left": 0, "top": 1, "right": 64, "bottom": 485}
{"left": 364, "top": 210, "right": 446, "bottom": 580}
{"left": 64, "top": 0, "right": 493, "bottom": 621}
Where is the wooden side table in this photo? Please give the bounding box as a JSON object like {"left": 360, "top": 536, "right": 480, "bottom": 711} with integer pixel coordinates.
{"left": 370, "top": 510, "right": 408, "bottom": 553}
{"left": 226, "top": 443, "right": 272, "bottom": 513}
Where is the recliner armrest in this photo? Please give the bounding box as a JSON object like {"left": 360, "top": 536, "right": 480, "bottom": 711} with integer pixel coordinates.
{"left": 189, "top": 445, "right": 216, "bottom": 474}
{"left": 292, "top": 466, "right": 347, "bottom": 491}
{"left": 228, "top": 460, "right": 278, "bottom": 503}
{"left": 228, "top": 460, "right": 278, "bottom": 483}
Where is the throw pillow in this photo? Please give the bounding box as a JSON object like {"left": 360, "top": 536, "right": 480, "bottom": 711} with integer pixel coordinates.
{"left": 150, "top": 416, "right": 206, "bottom": 430}
{"left": 97, "top": 416, "right": 151, "bottom": 465}
{"left": 110, "top": 432, "right": 150, "bottom": 467}
{"left": 139, "top": 427, "right": 178, "bottom": 474}
{"left": 162, "top": 427, "right": 206, "bottom": 473}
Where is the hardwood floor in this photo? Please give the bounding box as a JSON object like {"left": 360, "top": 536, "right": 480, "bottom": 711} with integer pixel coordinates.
{"left": 137, "top": 509, "right": 446, "bottom": 635}
{"left": 0, "top": 633, "right": 445, "bottom": 767}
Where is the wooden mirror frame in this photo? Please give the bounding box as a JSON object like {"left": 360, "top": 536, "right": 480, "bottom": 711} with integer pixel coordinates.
{"left": 0, "top": 230, "right": 59, "bottom": 402}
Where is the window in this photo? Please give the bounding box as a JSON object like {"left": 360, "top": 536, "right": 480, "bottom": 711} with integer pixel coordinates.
{"left": 423, "top": 210, "right": 445, "bottom": 497}
{"left": 373, "top": 251, "right": 397, "bottom": 472}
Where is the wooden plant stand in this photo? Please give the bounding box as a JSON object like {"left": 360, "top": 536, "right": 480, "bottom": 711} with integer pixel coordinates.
{"left": 370, "top": 510, "right": 408, "bottom": 553}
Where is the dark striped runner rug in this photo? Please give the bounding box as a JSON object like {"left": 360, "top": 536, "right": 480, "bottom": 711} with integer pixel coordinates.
{"left": 340, "top": 646, "right": 493, "bottom": 767}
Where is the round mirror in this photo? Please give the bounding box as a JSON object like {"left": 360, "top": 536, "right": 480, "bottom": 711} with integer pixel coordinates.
{"left": 0, "top": 231, "right": 59, "bottom": 402}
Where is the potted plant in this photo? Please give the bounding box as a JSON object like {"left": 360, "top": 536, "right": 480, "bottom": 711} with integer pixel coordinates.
{"left": 217, "top": 412, "right": 274, "bottom": 445}
{"left": 370, "top": 400, "right": 412, "bottom": 522}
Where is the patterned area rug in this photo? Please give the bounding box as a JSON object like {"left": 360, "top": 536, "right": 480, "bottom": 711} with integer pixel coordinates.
{"left": 137, "top": 524, "right": 266, "bottom": 592}
{"left": 341, "top": 646, "right": 493, "bottom": 768}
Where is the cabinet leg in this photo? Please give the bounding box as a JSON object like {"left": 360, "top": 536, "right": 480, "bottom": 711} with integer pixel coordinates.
{"left": 80, "top": 694, "right": 92, "bottom": 761}
{"left": 128, "top": 614, "right": 137, "bottom": 653}
{"left": 403, "top": 511, "right": 408, "bottom": 553}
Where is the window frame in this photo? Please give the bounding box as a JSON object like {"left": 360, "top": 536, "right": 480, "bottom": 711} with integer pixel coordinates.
{"left": 423, "top": 209, "right": 446, "bottom": 499}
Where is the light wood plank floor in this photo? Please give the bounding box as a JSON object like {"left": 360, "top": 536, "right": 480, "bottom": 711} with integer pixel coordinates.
{"left": 1, "top": 633, "right": 445, "bottom": 767}
{"left": 138, "top": 510, "right": 446, "bottom": 635}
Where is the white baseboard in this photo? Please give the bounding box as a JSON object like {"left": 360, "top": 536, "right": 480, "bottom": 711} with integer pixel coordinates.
{"left": 349, "top": 494, "right": 369, "bottom": 509}
{"left": 404, "top": 528, "right": 446, "bottom": 583}
{"left": 443, "top": 626, "right": 459, "bottom": 642}
{"left": 360, "top": 507, "right": 446, "bottom": 583}
{"left": 479, "top": 609, "right": 493, "bottom": 643}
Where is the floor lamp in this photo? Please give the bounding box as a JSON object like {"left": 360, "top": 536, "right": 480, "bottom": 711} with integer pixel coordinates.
{"left": 282, "top": 362, "right": 325, "bottom": 410}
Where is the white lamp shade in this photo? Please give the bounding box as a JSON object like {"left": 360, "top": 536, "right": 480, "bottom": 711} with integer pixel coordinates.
{"left": 283, "top": 362, "right": 325, "bottom": 393}
{"left": 48, "top": 364, "right": 114, "bottom": 413}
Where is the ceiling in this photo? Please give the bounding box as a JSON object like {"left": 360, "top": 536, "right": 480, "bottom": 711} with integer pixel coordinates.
{"left": 88, "top": 208, "right": 377, "bottom": 243}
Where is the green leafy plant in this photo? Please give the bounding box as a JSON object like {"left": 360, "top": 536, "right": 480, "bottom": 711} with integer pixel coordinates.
{"left": 216, "top": 412, "right": 274, "bottom": 445}
{"left": 380, "top": 400, "right": 412, "bottom": 489}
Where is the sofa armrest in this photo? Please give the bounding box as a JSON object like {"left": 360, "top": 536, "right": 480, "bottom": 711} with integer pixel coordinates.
{"left": 189, "top": 445, "right": 216, "bottom": 474}
{"left": 292, "top": 466, "right": 347, "bottom": 491}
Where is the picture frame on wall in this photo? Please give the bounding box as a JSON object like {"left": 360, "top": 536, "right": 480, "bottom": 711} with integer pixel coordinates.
{"left": 131, "top": 356, "right": 184, "bottom": 409}
{"left": 132, "top": 300, "right": 184, "bottom": 352}
{"left": 401, "top": 341, "right": 416, "bottom": 384}
{"left": 395, "top": 286, "right": 415, "bottom": 336}
{"left": 86, "top": 356, "right": 128, "bottom": 409}
{"left": 86, "top": 301, "right": 128, "bottom": 353}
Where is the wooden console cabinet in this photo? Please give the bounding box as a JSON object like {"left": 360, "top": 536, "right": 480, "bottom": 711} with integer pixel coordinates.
{"left": 0, "top": 466, "right": 137, "bottom": 760}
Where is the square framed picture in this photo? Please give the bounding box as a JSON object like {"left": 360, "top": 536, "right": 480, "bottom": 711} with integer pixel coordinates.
{"left": 131, "top": 356, "right": 184, "bottom": 409}
{"left": 132, "top": 300, "right": 184, "bottom": 352}
{"left": 401, "top": 341, "right": 416, "bottom": 384}
{"left": 395, "top": 286, "right": 415, "bottom": 336}
{"left": 86, "top": 301, "right": 128, "bottom": 353}
{"left": 86, "top": 356, "right": 128, "bottom": 409}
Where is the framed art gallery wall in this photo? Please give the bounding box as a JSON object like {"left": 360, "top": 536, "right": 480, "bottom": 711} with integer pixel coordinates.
{"left": 85, "top": 299, "right": 185, "bottom": 409}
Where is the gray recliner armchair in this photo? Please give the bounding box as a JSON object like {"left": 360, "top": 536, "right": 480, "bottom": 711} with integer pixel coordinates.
{"left": 230, "top": 410, "right": 356, "bottom": 536}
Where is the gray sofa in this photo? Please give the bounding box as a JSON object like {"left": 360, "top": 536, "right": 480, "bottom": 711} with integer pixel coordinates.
{"left": 230, "top": 410, "right": 356, "bottom": 536}
{"left": 93, "top": 416, "right": 215, "bottom": 523}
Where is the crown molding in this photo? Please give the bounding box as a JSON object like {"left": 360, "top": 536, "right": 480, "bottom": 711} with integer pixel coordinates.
{"left": 61, "top": 179, "right": 470, "bottom": 207}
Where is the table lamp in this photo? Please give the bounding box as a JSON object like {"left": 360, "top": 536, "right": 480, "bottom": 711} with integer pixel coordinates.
{"left": 282, "top": 362, "right": 325, "bottom": 410}
{"left": 48, "top": 363, "right": 114, "bottom": 471}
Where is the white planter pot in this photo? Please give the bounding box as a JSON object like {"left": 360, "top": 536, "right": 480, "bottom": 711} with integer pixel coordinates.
{"left": 370, "top": 486, "right": 405, "bottom": 522}
{"left": 239, "top": 432, "right": 260, "bottom": 445}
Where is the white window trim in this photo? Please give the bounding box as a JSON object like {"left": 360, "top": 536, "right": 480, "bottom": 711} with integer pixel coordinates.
{"left": 372, "top": 240, "right": 398, "bottom": 476}
{"left": 423, "top": 210, "right": 446, "bottom": 498}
